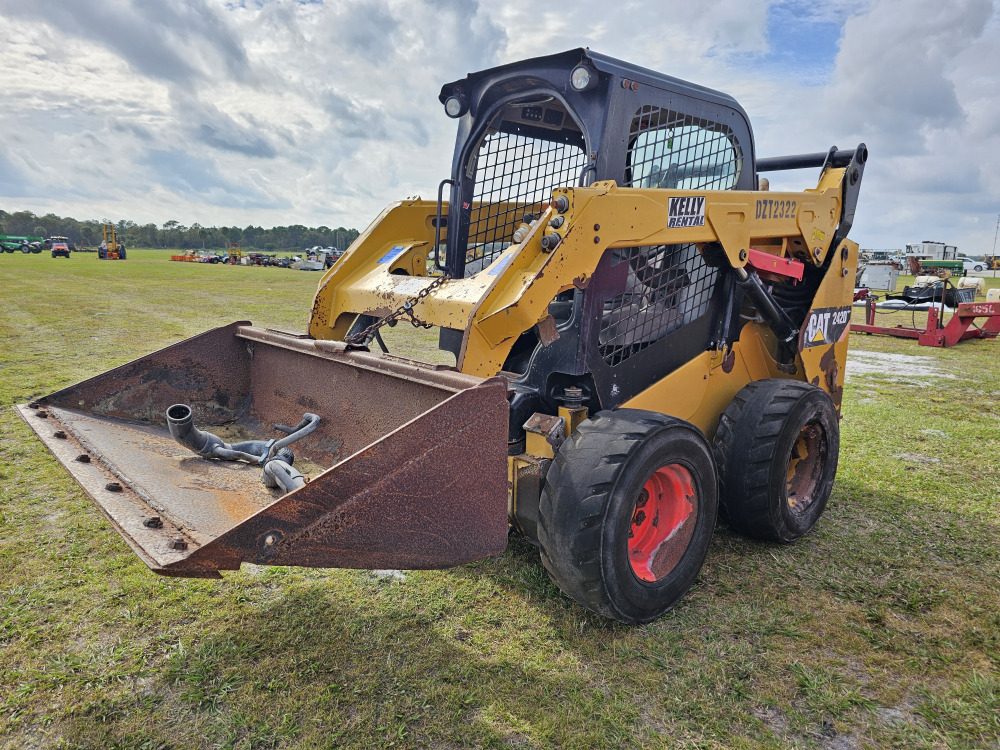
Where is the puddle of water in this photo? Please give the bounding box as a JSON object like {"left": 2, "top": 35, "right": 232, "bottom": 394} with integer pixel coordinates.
{"left": 846, "top": 351, "right": 955, "bottom": 382}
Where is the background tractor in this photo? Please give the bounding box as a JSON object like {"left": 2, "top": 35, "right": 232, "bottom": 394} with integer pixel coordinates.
{"left": 98, "top": 224, "right": 126, "bottom": 259}
{"left": 1, "top": 234, "right": 43, "bottom": 253}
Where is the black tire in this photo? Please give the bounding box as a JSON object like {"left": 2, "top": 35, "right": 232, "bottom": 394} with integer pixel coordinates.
{"left": 537, "top": 409, "right": 718, "bottom": 624}
{"left": 714, "top": 379, "right": 839, "bottom": 543}
{"left": 974, "top": 264, "right": 984, "bottom": 272}
{"left": 20, "top": 245, "right": 30, "bottom": 253}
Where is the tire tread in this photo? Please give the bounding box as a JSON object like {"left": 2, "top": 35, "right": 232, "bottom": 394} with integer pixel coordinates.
{"left": 713, "top": 379, "right": 839, "bottom": 542}
{"left": 538, "top": 409, "right": 716, "bottom": 623}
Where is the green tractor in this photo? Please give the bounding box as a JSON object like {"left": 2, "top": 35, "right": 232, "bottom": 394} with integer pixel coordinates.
{"left": 1, "top": 234, "right": 44, "bottom": 254}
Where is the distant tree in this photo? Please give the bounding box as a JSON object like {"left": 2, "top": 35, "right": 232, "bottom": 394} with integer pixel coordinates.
{"left": 5, "top": 211, "right": 35, "bottom": 234}
{"left": 0, "top": 207, "right": 358, "bottom": 252}
{"left": 139, "top": 223, "right": 158, "bottom": 248}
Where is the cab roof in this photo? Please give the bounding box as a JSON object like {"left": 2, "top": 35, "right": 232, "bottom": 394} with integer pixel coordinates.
{"left": 439, "top": 48, "right": 743, "bottom": 113}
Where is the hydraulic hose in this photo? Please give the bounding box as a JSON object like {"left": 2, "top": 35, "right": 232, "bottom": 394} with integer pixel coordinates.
{"left": 269, "top": 413, "right": 321, "bottom": 459}
{"left": 166, "top": 404, "right": 229, "bottom": 457}
{"left": 166, "top": 404, "right": 275, "bottom": 462}
{"left": 733, "top": 267, "right": 799, "bottom": 349}
{"left": 166, "top": 404, "right": 317, "bottom": 492}
{"left": 262, "top": 459, "right": 306, "bottom": 493}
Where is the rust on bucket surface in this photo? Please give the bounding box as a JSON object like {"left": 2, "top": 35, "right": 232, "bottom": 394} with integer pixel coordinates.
{"left": 17, "top": 322, "right": 510, "bottom": 577}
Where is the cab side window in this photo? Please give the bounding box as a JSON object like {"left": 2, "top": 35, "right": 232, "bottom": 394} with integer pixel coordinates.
{"left": 625, "top": 105, "right": 742, "bottom": 191}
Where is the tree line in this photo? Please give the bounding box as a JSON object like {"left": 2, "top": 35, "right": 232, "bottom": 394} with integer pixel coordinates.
{"left": 0, "top": 209, "right": 360, "bottom": 253}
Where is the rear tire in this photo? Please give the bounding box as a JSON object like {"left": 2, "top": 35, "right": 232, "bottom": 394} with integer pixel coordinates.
{"left": 714, "top": 379, "right": 839, "bottom": 543}
{"left": 537, "top": 409, "right": 718, "bottom": 624}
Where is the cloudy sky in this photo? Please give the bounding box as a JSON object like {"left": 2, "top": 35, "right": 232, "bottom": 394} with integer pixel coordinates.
{"left": 1, "top": 0, "right": 997, "bottom": 253}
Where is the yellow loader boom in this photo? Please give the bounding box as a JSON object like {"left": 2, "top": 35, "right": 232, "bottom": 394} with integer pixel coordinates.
{"left": 20, "top": 49, "right": 867, "bottom": 623}
{"left": 309, "top": 174, "right": 860, "bottom": 417}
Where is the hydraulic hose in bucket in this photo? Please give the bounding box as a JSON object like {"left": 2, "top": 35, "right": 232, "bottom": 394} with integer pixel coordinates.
{"left": 166, "top": 404, "right": 319, "bottom": 494}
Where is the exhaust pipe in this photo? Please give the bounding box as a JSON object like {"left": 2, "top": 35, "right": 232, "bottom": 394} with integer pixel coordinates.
{"left": 166, "top": 404, "right": 318, "bottom": 492}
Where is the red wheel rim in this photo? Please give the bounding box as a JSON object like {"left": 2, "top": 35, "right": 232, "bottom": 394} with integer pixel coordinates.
{"left": 628, "top": 464, "right": 697, "bottom": 582}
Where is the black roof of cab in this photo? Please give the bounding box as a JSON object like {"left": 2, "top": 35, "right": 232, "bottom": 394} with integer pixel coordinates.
{"left": 438, "top": 48, "right": 759, "bottom": 279}
{"left": 439, "top": 48, "right": 748, "bottom": 120}
{"left": 438, "top": 48, "right": 756, "bottom": 191}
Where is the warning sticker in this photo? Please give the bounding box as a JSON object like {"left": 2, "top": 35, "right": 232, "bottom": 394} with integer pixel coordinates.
{"left": 377, "top": 245, "right": 408, "bottom": 264}
{"left": 667, "top": 196, "right": 706, "bottom": 228}
{"left": 487, "top": 250, "right": 515, "bottom": 276}
{"left": 801, "top": 305, "right": 851, "bottom": 348}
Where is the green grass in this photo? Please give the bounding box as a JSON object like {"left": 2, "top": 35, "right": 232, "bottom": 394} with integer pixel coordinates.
{"left": 1, "top": 250, "right": 999, "bottom": 748}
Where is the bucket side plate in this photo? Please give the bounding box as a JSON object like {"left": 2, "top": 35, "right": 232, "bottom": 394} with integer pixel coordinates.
{"left": 182, "top": 379, "right": 511, "bottom": 574}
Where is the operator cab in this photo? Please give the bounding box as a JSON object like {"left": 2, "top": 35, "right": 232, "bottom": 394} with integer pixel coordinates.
{"left": 438, "top": 48, "right": 755, "bottom": 280}
{"left": 436, "top": 50, "right": 760, "bottom": 443}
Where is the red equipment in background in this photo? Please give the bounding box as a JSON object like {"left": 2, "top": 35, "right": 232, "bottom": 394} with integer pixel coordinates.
{"left": 851, "top": 297, "right": 1000, "bottom": 347}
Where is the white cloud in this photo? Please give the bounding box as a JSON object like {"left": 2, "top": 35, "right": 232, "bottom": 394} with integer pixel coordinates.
{"left": 810, "top": 0, "right": 999, "bottom": 250}
{"left": 0, "top": 0, "right": 997, "bottom": 254}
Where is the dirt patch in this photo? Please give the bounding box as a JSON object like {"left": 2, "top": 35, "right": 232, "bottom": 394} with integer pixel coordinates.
{"left": 893, "top": 452, "right": 941, "bottom": 465}
{"left": 752, "top": 705, "right": 789, "bottom": 734}
{"left": 876, "top": 706, "right": 911, "bottom": 727}
{"left": 370, "top": 569, "right": 407, "bottom": 582}
{"left": 846, "top": 351, "right": 954, "bottom": 383}
{"left": 822, "top": 733, "right": 861, "bottom": 750}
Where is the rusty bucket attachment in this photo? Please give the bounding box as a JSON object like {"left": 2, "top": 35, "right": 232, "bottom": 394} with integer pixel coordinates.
{"left": 17, "top": 323, "right": 510, "bottom": 578}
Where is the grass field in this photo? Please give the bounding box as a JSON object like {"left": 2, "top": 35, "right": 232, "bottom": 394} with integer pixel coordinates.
{"left": 1, "top": 250, "right": 999, "bottom": 749}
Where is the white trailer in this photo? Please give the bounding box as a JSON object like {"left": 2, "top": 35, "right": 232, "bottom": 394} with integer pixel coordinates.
{"left": 905, "top": 241, "right": 957, "bottom": 260}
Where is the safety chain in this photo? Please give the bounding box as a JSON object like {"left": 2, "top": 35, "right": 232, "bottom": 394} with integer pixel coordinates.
{"left": 344, "top": 274, "right": 452, "bottom": 346}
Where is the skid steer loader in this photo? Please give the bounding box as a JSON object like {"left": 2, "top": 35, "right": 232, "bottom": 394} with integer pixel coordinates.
{"left": 18, "top": 49, "right": 866, "bottom": 623}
